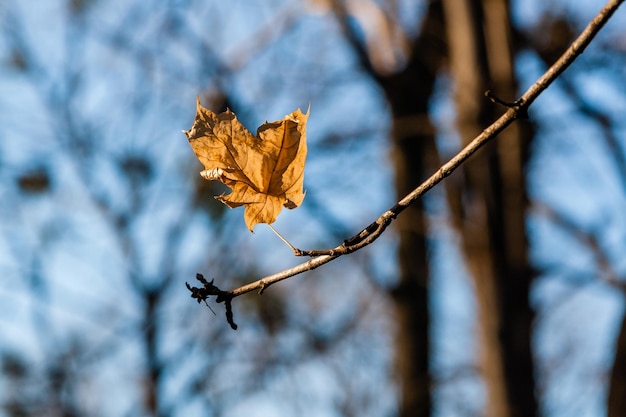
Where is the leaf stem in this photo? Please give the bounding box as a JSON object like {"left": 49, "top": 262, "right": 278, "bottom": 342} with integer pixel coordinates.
{"left": 267, "top": 224, "right": 301, "bottom": 255}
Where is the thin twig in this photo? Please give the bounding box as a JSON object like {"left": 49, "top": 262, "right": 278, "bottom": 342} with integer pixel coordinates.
{"left": 219, "top": 0, "right": 624, "bottom": 298}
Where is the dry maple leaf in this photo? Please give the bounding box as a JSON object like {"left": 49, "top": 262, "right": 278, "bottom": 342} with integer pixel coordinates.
{"left": 183, "top": 98, "right": 309, "bottom": 232}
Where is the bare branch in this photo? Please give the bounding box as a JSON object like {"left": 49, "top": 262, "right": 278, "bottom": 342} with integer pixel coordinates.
{"left": 211, "top": 0, "right": 624, "bottom": 300}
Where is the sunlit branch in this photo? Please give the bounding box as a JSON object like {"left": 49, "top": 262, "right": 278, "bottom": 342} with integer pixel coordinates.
{"left": 198, "top": 0, "right": 624, "bottom": 305}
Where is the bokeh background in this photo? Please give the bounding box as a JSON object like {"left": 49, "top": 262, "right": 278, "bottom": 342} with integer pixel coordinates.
{"left": 1, "top": 0, "right": 626, "bottom": 416}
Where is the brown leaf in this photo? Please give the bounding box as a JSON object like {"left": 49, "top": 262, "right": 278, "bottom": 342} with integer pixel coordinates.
{"left": 184, "top": 98, "right": 308, "bottom": 232}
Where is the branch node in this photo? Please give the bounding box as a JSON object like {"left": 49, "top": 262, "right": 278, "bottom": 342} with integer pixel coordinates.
{"left": 485, "top": 90, "right": 528, "bottom": 119}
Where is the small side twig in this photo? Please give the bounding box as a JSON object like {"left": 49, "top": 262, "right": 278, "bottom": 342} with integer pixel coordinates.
{"left": 485, "top": 90, "right": 528, "bottom": 119}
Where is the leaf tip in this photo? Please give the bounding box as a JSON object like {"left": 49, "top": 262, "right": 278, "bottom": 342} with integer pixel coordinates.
{"left": 245, "top": 217, "right": 257, "bottom": 233}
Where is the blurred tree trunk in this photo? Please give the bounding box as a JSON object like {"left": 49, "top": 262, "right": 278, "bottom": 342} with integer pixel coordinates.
{"left": 441, "top": 0, "right": 536, "bottom": 416}
{"left": 330, "top": 0, "right": 537, "bottom": 414}
{"left": 142, "top": 286, "right": 164, "bottom": 417}
{"left": 379, "top": 2, "right": 446, "bottom": 416}
{"left": 608, "top": 308, "right": 626, "bottom": 417}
